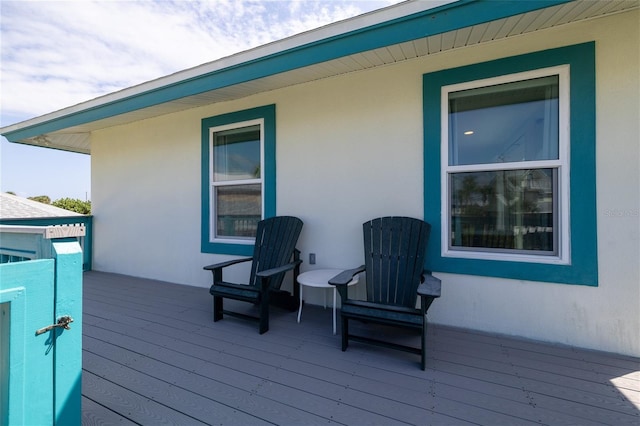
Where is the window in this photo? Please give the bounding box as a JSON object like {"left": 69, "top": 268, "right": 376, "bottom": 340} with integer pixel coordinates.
{"left": 443, "top": 69, "right": 568, "bottom": 263}
{"left": 211, "top": 122, "right": 263, "bottom": 241}
{"left": 423, "top": 43, "right": 597, "bottom": 285}
{"left": 201, "top": 105, "right": 276, "bottom": 255}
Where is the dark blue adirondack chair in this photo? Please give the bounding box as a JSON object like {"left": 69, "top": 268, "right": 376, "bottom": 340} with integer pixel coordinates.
{"left": 330, "top": 216, "right": 441, "bottom": 370}
{"left": 204, "top": 216, "right": 303, "bottom": 334}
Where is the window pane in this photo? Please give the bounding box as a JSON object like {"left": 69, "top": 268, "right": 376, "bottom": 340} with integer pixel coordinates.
{"left": 450, "top": 169, "right": 555, "bottom": 253}
{"left": 449, "top": 76, "right": 559, "bottom": 165}
{"left": 216, "top": 184, "right": 261, "bottom": 238}
{"left": 213, "top": 125, "right": 261, "bottom": 181}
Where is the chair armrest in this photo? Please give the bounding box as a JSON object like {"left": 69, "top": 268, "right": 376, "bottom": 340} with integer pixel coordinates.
{"left": 329, "top": 265, "right": 365, "bottom": 286}
{"left": 255, "top": 259, "right": 303, "bottom": 278}
{"left": 203, "top": 257, "right": 252, "bottom": 271}
{"left": 417, "top": 272, "right": 441, "bottom": 298}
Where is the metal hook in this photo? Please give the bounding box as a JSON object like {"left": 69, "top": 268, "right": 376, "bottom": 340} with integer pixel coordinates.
{"left": 35, "top": 315, "right": 74, "bottom": 336}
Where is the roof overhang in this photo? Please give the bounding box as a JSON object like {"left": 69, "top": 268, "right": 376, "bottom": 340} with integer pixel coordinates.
{"left": 1, "top": 0, "right": 637, "bottom": 154}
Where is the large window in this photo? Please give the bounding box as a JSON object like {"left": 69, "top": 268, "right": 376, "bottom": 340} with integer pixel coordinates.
{"left": 443, "top": 69, "right": 569, "bottom": 263}
{"left": 423, "top": 43, "right": 597, "bottom": 285}
{"left": 202, "top": 105, "right": 276, "bottom": 255}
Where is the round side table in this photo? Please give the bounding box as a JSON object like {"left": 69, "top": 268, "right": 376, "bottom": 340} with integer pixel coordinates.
{"left": 297, "top": 268, "right": 359, "bottom": 334}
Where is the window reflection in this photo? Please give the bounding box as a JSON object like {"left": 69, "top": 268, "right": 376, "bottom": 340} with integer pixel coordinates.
{"left": 450, "top": 169, "right": 555, "bottom": 253}
{"left": 213, "top": 125, "right": 261, "bottom": 182}
{"left": 449, "top": 76, "right": 559, "bottom": 166}
{"left": 216, "top": 184, "right": 261, "bottom": 238}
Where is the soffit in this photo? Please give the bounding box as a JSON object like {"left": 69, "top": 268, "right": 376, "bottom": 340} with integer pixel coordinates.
{"left": 8, "top": 0, "right": 638, "bottom": 154}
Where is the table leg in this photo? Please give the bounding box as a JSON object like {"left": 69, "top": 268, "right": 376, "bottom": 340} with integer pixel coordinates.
{"left": 332, "top": 287, "right": 337, "bottom": 335}
{"left": 297, "top": 285, "right": 303, "bottom": 323}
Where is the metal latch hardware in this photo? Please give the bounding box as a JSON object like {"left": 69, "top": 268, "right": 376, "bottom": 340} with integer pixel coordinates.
{"left": 35, "top": 315, "right": 74, "bottom": 336}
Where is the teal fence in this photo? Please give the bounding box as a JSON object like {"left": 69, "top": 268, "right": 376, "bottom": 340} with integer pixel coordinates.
{"left": 0, "top": 216, "right": 92, "bottom": 271}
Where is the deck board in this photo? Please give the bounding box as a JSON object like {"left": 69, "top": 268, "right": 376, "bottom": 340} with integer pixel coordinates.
{"left": 81, "top": 394, "right": 137, "bottom": 425}
{"left": 81, "top": 271, "right": 640, "bottom": 425}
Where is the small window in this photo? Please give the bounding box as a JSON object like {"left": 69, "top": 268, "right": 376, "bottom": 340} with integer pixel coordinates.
{"left": 442, "top": 68, "right": 569, "bottom": 263}
{"left": 210, "top": 122, "right": 263, "bottom": 241}
{"left": 201, "top": 104, "right": 276, "bottom": 256}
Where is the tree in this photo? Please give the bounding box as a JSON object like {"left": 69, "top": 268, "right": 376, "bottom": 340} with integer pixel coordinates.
{"left": 52, "top": 198, "right": 91, "bottom": 214}
{"left": 29, "top": 195, "right": 51, "bottom": 204}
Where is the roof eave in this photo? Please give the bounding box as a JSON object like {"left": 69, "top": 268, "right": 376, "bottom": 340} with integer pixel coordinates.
{"left": 0, "top": 0, "right": 573, "bottom": 151}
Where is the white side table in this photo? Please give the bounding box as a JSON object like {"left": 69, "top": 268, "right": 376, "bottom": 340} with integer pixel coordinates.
{"left": 297, "top": 268, "right": 359, "bottom": 334}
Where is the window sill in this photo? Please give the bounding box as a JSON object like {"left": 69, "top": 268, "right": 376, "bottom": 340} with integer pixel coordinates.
{"left": 442, "top": 249, "right": 569, "bottom": 265}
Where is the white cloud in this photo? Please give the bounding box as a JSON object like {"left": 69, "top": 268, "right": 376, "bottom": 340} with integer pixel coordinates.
{"left": 1, "top": 0, "right": 401, "bottom": 124}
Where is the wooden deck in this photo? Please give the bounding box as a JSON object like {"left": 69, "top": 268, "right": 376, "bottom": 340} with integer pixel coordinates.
{"left": 81, "top": 271, "right": 639, "bottom": 425}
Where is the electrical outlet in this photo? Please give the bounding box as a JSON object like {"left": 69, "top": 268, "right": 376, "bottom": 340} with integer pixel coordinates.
{"left": 309, "top": 253, "right": 316, "bottom": 264}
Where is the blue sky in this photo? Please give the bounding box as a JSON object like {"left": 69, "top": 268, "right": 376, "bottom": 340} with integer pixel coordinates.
{"left": 0, "top": 0, "right": 400, "bottom": 201}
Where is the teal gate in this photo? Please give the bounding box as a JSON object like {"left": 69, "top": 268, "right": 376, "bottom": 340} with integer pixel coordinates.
{"left": 0, "top": 225, "right": 84, "bottom": 425}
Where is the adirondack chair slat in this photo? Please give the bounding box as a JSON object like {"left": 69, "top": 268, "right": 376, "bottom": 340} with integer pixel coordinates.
{"left": 205, "top": 216, "right": 303, "bottom": 334}
{"left": 330, "top": 216, "right": 441, "bottom": 370}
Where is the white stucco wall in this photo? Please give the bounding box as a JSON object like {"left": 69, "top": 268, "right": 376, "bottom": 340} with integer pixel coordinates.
{"left": 91, "top": 10, "right": 639, "bottom": 356}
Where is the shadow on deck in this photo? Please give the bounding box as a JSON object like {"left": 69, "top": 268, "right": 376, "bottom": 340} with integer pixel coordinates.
{"left": 81, "top": 271, "right": 639, "bottom": 425}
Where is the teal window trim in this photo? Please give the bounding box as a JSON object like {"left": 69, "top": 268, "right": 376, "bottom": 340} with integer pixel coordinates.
{"left": 423, "top": 42, "right": 597, "bottom": 286}
{"left": 201, "top": 104, "right": 276, "bottom": 256}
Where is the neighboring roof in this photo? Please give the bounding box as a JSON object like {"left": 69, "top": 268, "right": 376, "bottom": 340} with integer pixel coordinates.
{"left": 1, "top": 0, "right": 637, "bottom": 154}
{"left": 0, "top": 193, "right": 83, "bottom": 219}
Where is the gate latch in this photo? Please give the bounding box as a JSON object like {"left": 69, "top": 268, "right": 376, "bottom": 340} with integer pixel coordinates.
{"left": 35, "top": 316, "right": 74, "bottom": 336}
